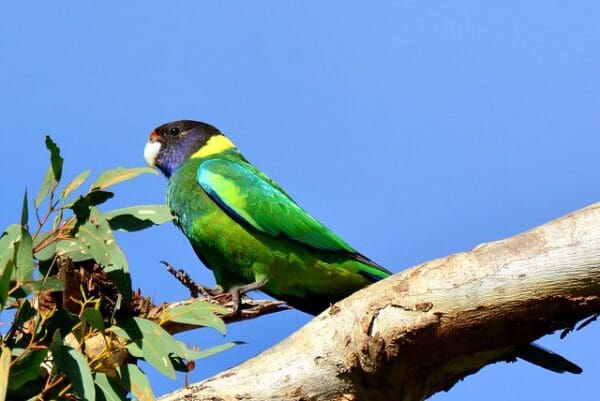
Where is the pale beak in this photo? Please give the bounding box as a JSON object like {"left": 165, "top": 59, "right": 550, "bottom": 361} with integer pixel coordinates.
{"left": 144, "top": 131, "right": 162, "bottom": 168}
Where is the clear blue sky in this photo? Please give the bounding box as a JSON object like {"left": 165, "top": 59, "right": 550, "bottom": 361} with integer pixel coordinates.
{"left": 1, "top": 2, "right": 599, "bottom": 400}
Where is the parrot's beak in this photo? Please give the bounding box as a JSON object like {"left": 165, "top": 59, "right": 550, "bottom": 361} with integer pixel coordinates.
{"left": 144, "top": 131, "right": 162, "bottom": 168}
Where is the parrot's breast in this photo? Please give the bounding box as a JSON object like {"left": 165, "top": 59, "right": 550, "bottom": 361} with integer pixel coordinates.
{"left": 166, "top": 157, "right": 380, "bottom": 313}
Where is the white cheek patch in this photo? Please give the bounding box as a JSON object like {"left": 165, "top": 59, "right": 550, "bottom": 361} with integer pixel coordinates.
{"left": 144, "top": 141, "right": 162, "bottom": 168}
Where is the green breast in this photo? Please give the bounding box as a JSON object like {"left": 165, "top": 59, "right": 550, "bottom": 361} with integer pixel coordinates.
{"left": 167, "top": 156, "right": 379, "bottom": 313}
{"left": 167, "top": 158, "right": 212, "bottom": 233}
{"left": 167, "top": 156, "right": 269, "bottom": 285}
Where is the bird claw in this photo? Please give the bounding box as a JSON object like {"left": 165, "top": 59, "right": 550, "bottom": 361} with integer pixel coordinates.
{"left": 196, "top": 284, "right": 224, "bottom": 299}
{"left": 226, "top": 280, "right": 269, "bottom": 315}
{"left": 160, "top": 260, "right": 222, "bottom": 299}
{"left": 161, "top": 260, "right": 267, "bottom": 314}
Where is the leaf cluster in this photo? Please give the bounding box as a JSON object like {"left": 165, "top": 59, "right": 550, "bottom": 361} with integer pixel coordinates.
{"left": 0, "top": 137, "right": 239, "bottom": 401}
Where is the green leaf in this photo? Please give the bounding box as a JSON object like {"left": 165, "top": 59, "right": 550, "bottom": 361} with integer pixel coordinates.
{"left": 60, "top": 169, "right": 92, "bottom": 201}
{"left": 55, "top": 239, "right": 93, "bottom": 262}
{"left": 21, "top": 189, "right": 29, "bottom": 227}
{"left": 179, "top": 341, "right": 243, "bottom": 360}
{"left": 0, "top": 346, "right": 10, "bottom": 401}
{"left": 103, "top": 246, "right": 132, "bottom": 303}
{"left": 105, "top": 205, "right": 174, "bottom": 232}
{"left": 168, "top": 354, "right": 189, "bottom": 372}
{"left": 166, "top": 301, "right": 228, "bottom": 335}
{"left": 119, "top": 364, "right": 154, "bottom": 401}
{"left": 2, "top": 297, "right": 18, "bottom": 310}
{"left": 34, "top": 167, "right": 54, "bottom": 209}
{"left": 7, "top": 349, "right": 48, "bottom": 391}
{"left": 20, "top": 278, "right": 65, "bottom": 293}
{"left": 0, "top": 260, "right": 14, "bottom": 310}
{"left": 34, "top": 239, "right": 57, "bottom": 262}
{"left": 82, "top": 308, "right": 105, "bottom": 332}
{"left": 74, "top": 207, "right": 116, "bottom": 266}
{"left": 112, "top": 317, "right": 179, "bottom": 379}
{"left": 50, "top": 331, "right": 96, "bottom": 401}
{"left": 44, "top": 309, "right": 78, "bottom": 339}
{"left": 0, "top": 225, "right": 21, "bottom": 269}
{"left": 69, "top": 190, "right": 114, "bottom": 221}
{"left": 68, "top": 208, "right": 133, "bottom": 301}
{"left": 92, "top": 167, "right": 157, "bottom": 190}
{"left": 0, "top": 225, "right": 21, "bottom": 244}
{"left": 14, "top": 300, "right": 36, "bottom": 327}
{"left": 45, "top": 135, "right": 64, "bottom": 181}
{"left": 94, "top": 372, "right": 127, "bottom": 401}
{"left": 14, "top": 230, "right": 34, "bottom": 282}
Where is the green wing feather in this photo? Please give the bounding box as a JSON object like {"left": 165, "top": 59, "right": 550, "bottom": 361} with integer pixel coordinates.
{"left": 196, "top": 158, "right": 356, "bottom": 253}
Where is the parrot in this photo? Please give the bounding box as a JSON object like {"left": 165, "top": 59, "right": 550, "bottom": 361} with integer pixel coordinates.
{"left": 144, "top": 119, "right": 581, "bottom": 374}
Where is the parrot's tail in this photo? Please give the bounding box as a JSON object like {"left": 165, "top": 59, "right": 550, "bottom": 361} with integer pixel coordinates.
{"left": 517, "top": 343, "right": 582, "bottom": 374}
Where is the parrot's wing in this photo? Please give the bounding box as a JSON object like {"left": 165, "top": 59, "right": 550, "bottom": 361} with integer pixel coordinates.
{"left": 196, "top": 158, "right": 356, "bottom": 253}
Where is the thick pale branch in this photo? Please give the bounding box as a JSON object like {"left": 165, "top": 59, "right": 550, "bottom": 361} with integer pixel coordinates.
{"left": 160, "top": 203, "right": 600, "bottom": 401}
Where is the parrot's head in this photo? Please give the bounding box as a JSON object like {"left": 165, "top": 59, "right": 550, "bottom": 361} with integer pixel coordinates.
{"left": 144, "top": 120, "right": 235, "bottom": 177}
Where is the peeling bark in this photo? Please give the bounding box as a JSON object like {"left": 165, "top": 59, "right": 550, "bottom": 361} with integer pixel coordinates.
{"left": 159, "top": 203, "right": 600, "bottom": 401}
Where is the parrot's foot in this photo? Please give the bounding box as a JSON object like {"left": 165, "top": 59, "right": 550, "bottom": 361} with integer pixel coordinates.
{"left": 226, "top": 280, "right": 269, "bottom": 315}
{"left": 160, "top": 260, "right": 222, "bottom": 299}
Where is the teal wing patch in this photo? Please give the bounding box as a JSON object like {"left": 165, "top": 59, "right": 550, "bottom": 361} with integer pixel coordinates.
{"left": 197, "top": 158, "right": 355, "bottom": 253}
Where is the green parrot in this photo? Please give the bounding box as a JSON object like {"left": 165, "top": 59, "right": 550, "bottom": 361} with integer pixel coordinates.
{"left": 144, "top": 119, "right": 581, "bottom": 374}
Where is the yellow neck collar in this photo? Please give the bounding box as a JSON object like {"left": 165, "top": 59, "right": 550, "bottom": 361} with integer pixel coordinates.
{"left": 191, "top": 135, "right": 235, "bottom": 158}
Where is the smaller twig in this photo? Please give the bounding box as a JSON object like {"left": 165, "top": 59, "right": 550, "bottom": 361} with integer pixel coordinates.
{"left": 39, "top": 375, "right": 65, "bottom": 400}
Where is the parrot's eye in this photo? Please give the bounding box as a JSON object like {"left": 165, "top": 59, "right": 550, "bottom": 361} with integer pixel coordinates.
{"left": 169, "top": 126, "right": 180, "bottom": 136}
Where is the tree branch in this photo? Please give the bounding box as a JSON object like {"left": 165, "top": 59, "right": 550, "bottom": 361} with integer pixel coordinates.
{"left": 159, "top": 203, "right": 600, "bottom": 401}
{"left": 148, "top": 298, "right": 289, "bottom": 335}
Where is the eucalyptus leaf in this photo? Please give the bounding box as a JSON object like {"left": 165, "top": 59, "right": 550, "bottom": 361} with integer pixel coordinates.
{"left": 14, "top": 299, "right": 36, "bottom": 327}
{"left": 127, "top": 338, "right": 177, "bottom": 378}
{"left": 168, "top": 354, "right": 189, "bottom": 372}
{"left": 44, "top": 309, "right": 78, "bottom": 339}
{"left": 45, "top": 135, "right": 64, "bottom": 181}
{"left": 120, "top": 364, "right": 154, "bottom": 401}
{"left": 34, "top": 167, "right": 53, "bottom": 209}
{"left": 74, "top": 207, "right": 116, "bottom": 266}
{"left": 178, "top": 341, "right": 243, "bottom": 360}
{"left": 92, "top": 166, "right": 157, "bottom": 190}
{"left": 0, "top": 224, "right": 21, "bottom": 269}
{"left": 20, "top": 278, "right": 65, "bottom": 293}
{"left": 14, "top": 230, "right": 34, "bottom": 282}
{"left": 7, "top": 349, "right": 48, "bottom": 391}
{"left": 70, "top": 208, "right": 133, "bottom": 301}
{"left": 21, "top": 189, "right": 28, "bottom": 227}
{"left": 82, "top": 308, "right": 105, "bottom": 332}
{"left": 103, "top": 246, "right": 132, "bottom": 302}
{"left": 105, "top": 204, "right": 174, "bottom": 232}
{"left": 0, "top": 346, "right": 10, "bottom": 401}
{"left": 113, "top": 317, "right": 179, "bottom": 379}
{"left": 34, "top": 240, "right": 57, "bottom": 262}
{"left": 69, "top": 190, "right": 114, "bottom": 221}
{"left": 166, "top": 301, "right": 228, "bottom": 334}
{"left": 56, "top": 239, "right": 93, "bottom": 262}
{"left": 50, "top": 332, "right": 96, "bottom": 400}
{"left": 60, "top": 169, "right": 92, "bottom": 201}
{"left": 94, "top": 372, "right": 127, "bottom": 401}
{"left": 0, "top": 260, "right": 13, "bottom": 310}
{"left": 0, "top": 224, "right": 21, "bottom": 244}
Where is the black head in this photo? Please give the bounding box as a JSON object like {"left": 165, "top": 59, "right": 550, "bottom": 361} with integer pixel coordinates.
{"left": 144, "top": 120, "right": 226, "bottom": 177}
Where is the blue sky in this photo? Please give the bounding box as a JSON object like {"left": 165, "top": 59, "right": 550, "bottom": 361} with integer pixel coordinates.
{"left": 1, "top": 2, "right": 599, "bottom": 400}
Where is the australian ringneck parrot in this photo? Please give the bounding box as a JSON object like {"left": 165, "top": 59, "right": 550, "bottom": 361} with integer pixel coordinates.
{"left": 144, "top": 119, "right": 581, "bottom": 375}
